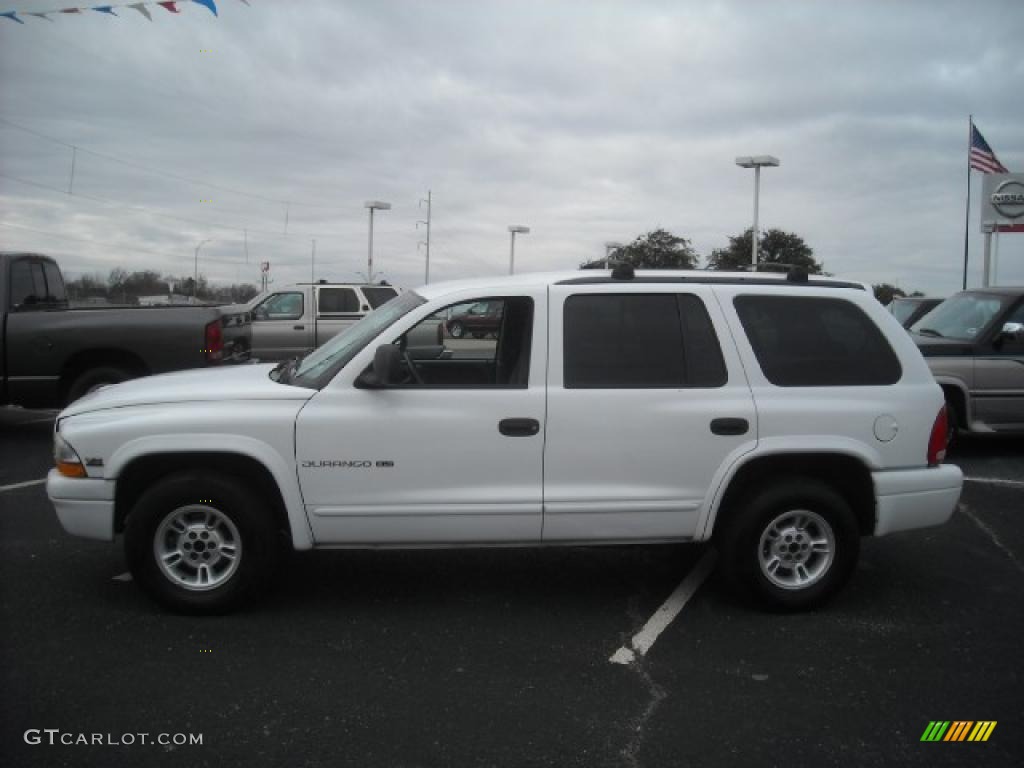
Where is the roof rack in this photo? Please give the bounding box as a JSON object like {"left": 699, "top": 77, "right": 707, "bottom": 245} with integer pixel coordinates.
{"left": 556, "top": 272, "right": 864, "bottom": 290}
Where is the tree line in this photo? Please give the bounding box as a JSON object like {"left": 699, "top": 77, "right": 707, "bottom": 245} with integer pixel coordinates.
{"left": 65, "top": 268, "right": 260, "bottom": 305}
{"left": 582, "top": 227, "right": 923, "bottom": 303}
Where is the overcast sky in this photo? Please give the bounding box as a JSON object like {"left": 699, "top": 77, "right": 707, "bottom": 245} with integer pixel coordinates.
{"left": 1, "top": 0, "right": 1021, "bottom": 296}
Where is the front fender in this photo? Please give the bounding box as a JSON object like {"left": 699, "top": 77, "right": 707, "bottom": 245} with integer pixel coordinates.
{"left": 106, "top": 433, "right": 313, "bottom": 550}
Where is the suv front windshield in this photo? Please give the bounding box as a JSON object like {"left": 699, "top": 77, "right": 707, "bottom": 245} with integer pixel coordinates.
{"left": 910, "top": 292, "right": 1010, "bottom": 341}
{"left": 291, "top": 291, "right": 425, "bottom": 387}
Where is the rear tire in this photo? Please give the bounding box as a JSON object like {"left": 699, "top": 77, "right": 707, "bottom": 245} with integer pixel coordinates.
{"left": 717, "top": 478, "right": 859, "bottom": 611}
{"left": 124, "top": 471, "right": 279, "bottom": 614}
{"left": 449, "top": 321, "right": 464, "bottom": 338}
{"left": 66, "top": 366, "right": 134, "bottom": 404}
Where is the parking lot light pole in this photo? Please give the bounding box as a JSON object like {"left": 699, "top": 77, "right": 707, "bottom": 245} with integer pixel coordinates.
{"left": 364, "top": 201, "right": 391, "bottom": 283}
{"left": 735, "top": 155, "right": 779, "bottom": 271}
{"left": 604, "top": 241, "right": 624, "bottom": 267}
{"left": 193, "top": 239, "right": 213, "bottom": 301}
{"left": 508, "top": 225, "right": 530, "bottom": 275}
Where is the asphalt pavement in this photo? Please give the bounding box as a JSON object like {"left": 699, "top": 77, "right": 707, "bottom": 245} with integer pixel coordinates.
{"left": 1, "top": 406, "right": 1021, "bottom": 768}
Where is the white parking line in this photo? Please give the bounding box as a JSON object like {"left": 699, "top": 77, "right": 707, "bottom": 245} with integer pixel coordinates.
{"left": 609, "top": 549, "right": 718, "bottom": 665}
{"left": 964, "top": 476, "right": 1024, "bottom": 489}
{"left": 112, "top": 572, "right": 133, "bottom": 582}
{"left": 961, "top": 505, "right": 1024, "bottom": 576}
{"left": 0, "top": 478, "right": 46, "bottom": 493}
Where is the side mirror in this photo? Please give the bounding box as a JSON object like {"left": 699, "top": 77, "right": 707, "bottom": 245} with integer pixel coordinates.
{"left": 355, "top": 344, "right": 404, "bottom": 388}
{"left": 999, "top": 322, "right": 1023, "bottom": 342}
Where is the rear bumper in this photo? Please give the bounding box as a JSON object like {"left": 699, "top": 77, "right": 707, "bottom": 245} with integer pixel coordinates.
{"left": 46, "top": 469, "right": 116, "bottom": 541}
{"left": 872, "top": 464, "right": 963, "bottom": 536}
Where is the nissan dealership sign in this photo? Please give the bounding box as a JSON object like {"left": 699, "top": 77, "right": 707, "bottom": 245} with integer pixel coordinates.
{"left": 981, "top": 173, "right": 1024, "bottom": 231}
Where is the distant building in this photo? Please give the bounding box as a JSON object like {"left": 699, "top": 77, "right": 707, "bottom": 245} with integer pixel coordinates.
{"left": 137, "top": 294, "right": 194, "bottom": 306}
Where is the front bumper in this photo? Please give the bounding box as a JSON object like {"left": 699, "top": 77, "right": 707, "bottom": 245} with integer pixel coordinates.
{"left": 46, "top": 469, "right": 116, "bottom": 541}
{"left": 872, "top": 464, "right": 963, "bottom": 536}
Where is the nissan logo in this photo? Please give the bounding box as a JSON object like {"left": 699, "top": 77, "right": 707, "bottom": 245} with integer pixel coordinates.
{"left": 990, "top": 179, "right": 1024, "bottom": 219}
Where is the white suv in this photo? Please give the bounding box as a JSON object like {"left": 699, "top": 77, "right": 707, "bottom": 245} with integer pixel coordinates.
{"left": 47, "top": 268, "right": 963, "bottom": 613}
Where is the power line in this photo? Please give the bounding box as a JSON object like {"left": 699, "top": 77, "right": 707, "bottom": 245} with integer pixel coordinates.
{"left": 0, "top": 220, "right": 246, "bottom": 265}
{"left": 0, "top": 170, "right": 355, "bottom": 239}
{"left": 0, "top": 220, "right": 374, "bottom": 270}
{"left": 0, "top": 115, "right": 349, "bottom": 211}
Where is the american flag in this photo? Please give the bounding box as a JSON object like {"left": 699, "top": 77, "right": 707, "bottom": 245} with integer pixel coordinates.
{"left": 970, "top": 124, "right": 1008, "bottom": 174}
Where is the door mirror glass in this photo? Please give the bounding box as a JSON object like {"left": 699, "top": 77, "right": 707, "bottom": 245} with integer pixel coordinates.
{"left": 999, "top": 321, "right": 1024, "bottom": 342}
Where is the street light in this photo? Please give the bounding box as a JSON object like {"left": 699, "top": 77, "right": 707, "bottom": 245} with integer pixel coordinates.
{"left": 604, "top": 241, "right": 625, "bottom": 267}
{"left": 193, "top": 238, "right": 213, "bottom": 301}
{"left": 735, "top": 155, "right": 779, "bottom": 270}
{"left": 508, "top": 225, "right": 530, "bottom": 275}
{"left": 364, "top": 200, "right": 391, "bottom": 282}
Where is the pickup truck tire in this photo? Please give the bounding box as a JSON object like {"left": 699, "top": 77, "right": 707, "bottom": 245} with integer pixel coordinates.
{"left": 448, "top": 321, "right": 465, "bottom": 338}
{"left": 717, "top": 479, "right": 859, "bottom": 612}
{"left": 66, "top": 366, "right": 134, "bottom": 404}
{"left": 124, "top": 471, "right": 279, "bottom": 615}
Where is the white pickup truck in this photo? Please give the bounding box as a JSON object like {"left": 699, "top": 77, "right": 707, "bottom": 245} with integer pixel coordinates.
{"left": 47, "top": 268, "right": 963, "bottom": 614}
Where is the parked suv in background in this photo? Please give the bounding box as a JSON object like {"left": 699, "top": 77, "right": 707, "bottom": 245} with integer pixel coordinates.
{"left": 910, "top": 286, "right": 1024, "bottom": 440}
{"left": 47, "top": 268, "right": 961, "bottom": 614}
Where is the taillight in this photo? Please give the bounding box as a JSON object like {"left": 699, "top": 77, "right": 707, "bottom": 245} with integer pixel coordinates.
{"left": 927, "top": 405, "right": 948, "bottom": 466}
{"left": 204, "top": 319, "right": 224, "bottom": 363}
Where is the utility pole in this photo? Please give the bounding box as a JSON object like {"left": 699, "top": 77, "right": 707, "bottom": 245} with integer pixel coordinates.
{"left": 311, "top": 239, "right": 317, "bottom": 284}
{"left": 417, "top": 190, "right": 432, "bottom": 284}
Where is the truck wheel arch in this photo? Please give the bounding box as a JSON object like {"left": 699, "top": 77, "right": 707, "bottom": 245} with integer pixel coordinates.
{"left": 61, "top": 349, "right": 149, "bottom": 404}
{"left": 110, "top": 440, "right": 313, "bottom": 551}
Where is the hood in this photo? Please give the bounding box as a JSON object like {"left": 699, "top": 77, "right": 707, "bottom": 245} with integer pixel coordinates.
{"left": 60, "top": 363, "right": 315, "bottom": 417}
{"left": 910, "top": 333, "right": 975, "bottom": 357}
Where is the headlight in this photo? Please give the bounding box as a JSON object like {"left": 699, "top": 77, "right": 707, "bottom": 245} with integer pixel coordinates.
{"left": 54, "top": 433, "right": 87, "bottom": 478}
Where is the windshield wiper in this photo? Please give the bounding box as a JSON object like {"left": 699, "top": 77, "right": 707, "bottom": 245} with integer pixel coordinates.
{"left": 916, "top": 328, "right": 944, "bottom": 338}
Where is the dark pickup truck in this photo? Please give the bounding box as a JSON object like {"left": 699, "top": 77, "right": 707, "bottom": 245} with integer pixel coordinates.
{"left": 1, "top": 252, "right": 251, "bottom": 408}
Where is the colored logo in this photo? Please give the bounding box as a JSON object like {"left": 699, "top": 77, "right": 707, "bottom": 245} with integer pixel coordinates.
{"left": 921, "top": 721, "right": 996, "bottom": 742}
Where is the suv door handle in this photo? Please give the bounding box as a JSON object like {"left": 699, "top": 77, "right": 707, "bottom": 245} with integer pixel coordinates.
{"left": 710, "top": 417, "right": 749, "bottom": 436}
{"left": 293, "top": 325, "right": 305, "bottom": 330}
{"left": 499, "top": 418, "right": 540, "bottom": 437}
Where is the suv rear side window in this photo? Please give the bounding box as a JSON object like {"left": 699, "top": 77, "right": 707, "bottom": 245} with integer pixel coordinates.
{"left": 734, "top": 296, "right": 902, "bottom": 386}
{"left": 563, "top": 293, "right": 726, "bottom": 388}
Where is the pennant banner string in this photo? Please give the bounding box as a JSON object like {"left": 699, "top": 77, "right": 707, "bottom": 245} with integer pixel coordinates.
{"left": 1, "top": 0, "right": 236, "bottom": 22}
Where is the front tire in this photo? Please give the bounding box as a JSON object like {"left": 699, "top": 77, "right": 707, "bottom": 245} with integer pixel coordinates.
{"left": 124, "top": 471, "right": 279, "bottom": 614}
{"left": 717, "top": 479, "right": 860, "bottom": 611}
{"left": 448, "top": 321, "right": 464, "bottom": 338}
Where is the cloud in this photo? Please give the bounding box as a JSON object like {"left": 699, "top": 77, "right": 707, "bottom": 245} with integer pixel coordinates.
{"left": 1, "top": 0, "right": 1021, "bottom": 294}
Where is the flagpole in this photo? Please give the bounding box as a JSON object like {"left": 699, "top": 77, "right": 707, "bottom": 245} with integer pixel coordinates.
{"left": 962, "top": 115, "right": 972, "bottom": 290}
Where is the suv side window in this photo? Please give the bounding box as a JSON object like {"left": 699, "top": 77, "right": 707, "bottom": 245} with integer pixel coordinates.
{"left": 253, "top": 292, "right": 304, "bottom": 321}
{"left": 734, "top": 295, "right": 902, "bottom": 386}
{"left": 394, "top": 296, "right": 533, "bottom": 388}
{"left": 318, "top": 288, "right": 360, "bottom": 314}
{"left": 563, "top": 293, "right": 727, "bottom": 389}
